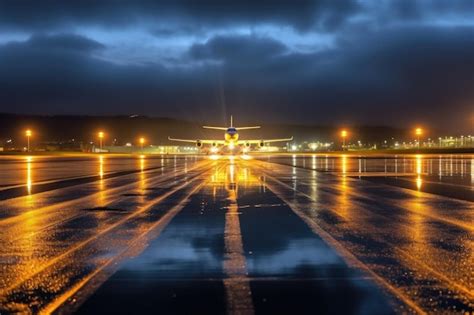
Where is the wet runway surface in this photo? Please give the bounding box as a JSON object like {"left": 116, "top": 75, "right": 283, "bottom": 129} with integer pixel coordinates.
{"left": 0, "top": 154, "right": 472, "bottom": 314}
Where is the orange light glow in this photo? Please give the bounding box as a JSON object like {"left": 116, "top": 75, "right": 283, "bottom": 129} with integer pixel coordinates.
{"left": 210, "top": 154, "right": 220, "bottom": 160}
{"left": 139, "top": 155, "right": 145, "bottom": 172}
{"left": 99, "top": 155, "right": 104, "bottom": 178}
{"left": 341, "top": 130, "right": 348, "bottom": 138}
{"left": 26, "top": 156, "right": 33, "bottom": 194}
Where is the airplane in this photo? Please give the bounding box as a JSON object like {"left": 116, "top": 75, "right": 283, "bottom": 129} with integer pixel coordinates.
{"left": 168, "top": 115, "right": 293, "bottom": 152}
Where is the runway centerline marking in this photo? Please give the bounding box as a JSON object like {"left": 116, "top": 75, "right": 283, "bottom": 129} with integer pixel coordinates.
{"left": 223, "top": 179, "right": 255, "bottom": 315}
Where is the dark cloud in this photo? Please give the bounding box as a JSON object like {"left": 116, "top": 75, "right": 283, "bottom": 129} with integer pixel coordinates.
{"left": 1, "top": 27, "right": 473, "bottom": 131}
{"left": 387, "top": 0, "right": 474, "bottom": 20}
{"left": 189, "top": 35, "right": 287, "bottom": 63}
{"left": 355, "top": 0, "right": 474, "bottom": 30}
{"left": 2, "top": 0, "right": 473, "bottom": 34}
{"left": 150, "top": 25, "right": 206, "bottom": 37}
{"left": 0, "top": 0, "right": 358, "bottom": 32}
{"left": 0, "top": 1, "right": 473, "bottom": 131}
{"left": 26, "top": 33, "right": 105, "bottom": 52}
{"left": 0, "top": 33, "right": 220, "bottom": 120}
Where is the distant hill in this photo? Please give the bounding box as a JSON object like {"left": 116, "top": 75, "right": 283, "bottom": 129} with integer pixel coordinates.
{"left": 0, "top": 113, "right": 412, "bottom": 145}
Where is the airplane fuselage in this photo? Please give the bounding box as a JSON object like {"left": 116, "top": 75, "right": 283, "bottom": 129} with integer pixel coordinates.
{"left": 224, "top": 127, "right": 239, "bottom": 144}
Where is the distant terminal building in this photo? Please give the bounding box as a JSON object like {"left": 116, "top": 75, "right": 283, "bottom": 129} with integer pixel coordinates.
{"left": 393, "top": 135, "right": 473, "bottom": 149}
{"left": 286, "top": 141, "right": 333, "bottom": 152}
{"left": 436, "top": 136, "right": 473, "bottom": 148}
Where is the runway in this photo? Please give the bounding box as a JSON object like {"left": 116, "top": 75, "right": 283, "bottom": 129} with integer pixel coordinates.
{"left": 0, "top": 154, "right": 472, "bottom": 314}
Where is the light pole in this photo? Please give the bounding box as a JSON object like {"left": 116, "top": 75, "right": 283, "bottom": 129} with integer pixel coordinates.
{"left": 139, "top": 137, "right": 145, "bottom": 152}
{"left": 415, "top": 128, "right": 423, "bottom": 148}
{"left": 98, "top": 131, "right": 104, "bottom": 151}
{"left": 341, "top": 130, "right": 348, "bottom": 151}
{"left": 25, "top": 129, "right": 32, "bottom": 152}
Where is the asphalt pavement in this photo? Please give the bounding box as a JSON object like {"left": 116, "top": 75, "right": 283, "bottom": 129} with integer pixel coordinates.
{"left": 0, "top": 154, "right": 471, "bottom": 314}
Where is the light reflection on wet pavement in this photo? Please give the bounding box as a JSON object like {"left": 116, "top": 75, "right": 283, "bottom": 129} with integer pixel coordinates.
{"left": 265, "top": 154, "right": 474, "bottom": 201}
{"left": 254, "top": 154, "right": 473, "bottom": 313}
{"left": 0, "top": 154, "right": 472, "bottom": 314}
{"left": 78, "top": 157, "right": 392, "bottom": 315}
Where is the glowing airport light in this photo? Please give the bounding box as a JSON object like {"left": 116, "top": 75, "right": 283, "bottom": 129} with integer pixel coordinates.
{"left": 415, "top": 128, "right": 423, "bottom": 148}
{"left": 341, "top": 129, "right": 348, "bottom": 151}
{"left": 25, "top": 129, "right": 32, "bottom": 152}
{"left": 210, "top": 146, "right": 219, "bottom": 153}
{"left": 139, "top": 137, "right": 146, "bottom": 151}
{"left": 98, "top": 131, "right": 105, "bottom": 151}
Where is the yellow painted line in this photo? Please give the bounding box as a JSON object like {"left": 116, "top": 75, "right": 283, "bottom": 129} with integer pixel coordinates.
{"left": 223, "top": 179, "right": 254, "bottom": 315}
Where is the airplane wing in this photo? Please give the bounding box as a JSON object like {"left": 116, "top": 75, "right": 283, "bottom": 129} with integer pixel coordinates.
{"left": 168, "top": 137, "right": 226, "bottom": 145}
{"left": 240, "top": 137, "right": 293, "bottom": 144}
{"left": 199, "top": 139, "right": 226, "bottom": 144}
{"left": 202, "top": 126, "right": 228, "bottom": 131}
{"left": 236, "top": 126, "right": 261, "bottom": 130}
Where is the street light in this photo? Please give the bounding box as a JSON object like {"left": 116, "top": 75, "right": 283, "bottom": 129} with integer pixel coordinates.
{"left": 98, "top": 131, "right": 104, "bottom": 151}
{"left": 139, "top": 137, "right": 145, "bottom": 152}
{"left": 415, "top": 128, "right": 423, "bottom": 148}
{"left": 341, "top": 130, "right": 348, "bottom": 151}
{"left": 25, "top": 129, "right": 32, "bottom": 152}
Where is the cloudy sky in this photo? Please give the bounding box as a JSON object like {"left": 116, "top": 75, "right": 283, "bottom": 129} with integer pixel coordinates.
{"left": 0, "top": 0, "right": 473, "bottom": 131}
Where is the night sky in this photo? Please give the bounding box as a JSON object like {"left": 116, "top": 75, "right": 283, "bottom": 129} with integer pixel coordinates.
{"left": 0, "top": 1, "right": 473, "bottom": 131}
